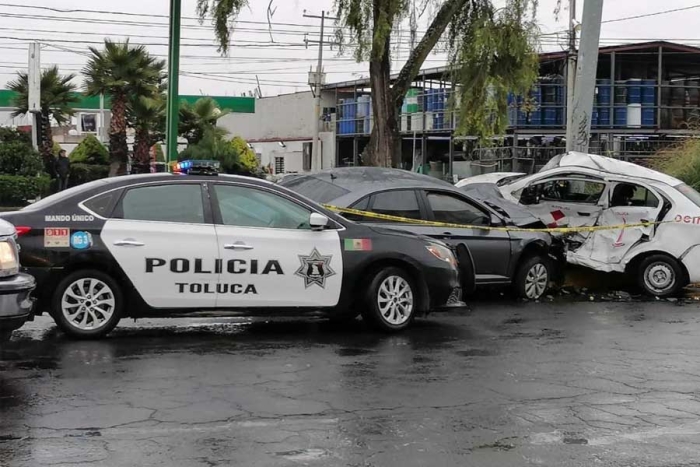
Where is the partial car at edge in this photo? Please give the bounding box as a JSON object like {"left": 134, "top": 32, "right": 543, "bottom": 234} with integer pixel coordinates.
{"left": 0, "top": 218, "right": 35, "bottom": 342}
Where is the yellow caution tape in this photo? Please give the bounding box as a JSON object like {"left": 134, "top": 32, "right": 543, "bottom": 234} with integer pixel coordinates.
{"left": 323, "top": 204, "right": 665, "bottom": 234}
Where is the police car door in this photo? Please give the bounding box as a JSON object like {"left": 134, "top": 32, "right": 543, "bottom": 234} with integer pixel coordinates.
{"left": 101, "top": 182, "right": 219, "bottom": 309}
{"left": 210, "top": 182, "right": 343, "bottom": 308}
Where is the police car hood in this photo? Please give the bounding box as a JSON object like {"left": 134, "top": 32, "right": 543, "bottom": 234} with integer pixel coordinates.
{"left": 461, "top": 184, "right": 544, "bottom": 227}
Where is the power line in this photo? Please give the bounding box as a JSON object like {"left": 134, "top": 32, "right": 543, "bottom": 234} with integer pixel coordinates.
{"left": 602, "top": 4, "right": 700, "bottom": 24}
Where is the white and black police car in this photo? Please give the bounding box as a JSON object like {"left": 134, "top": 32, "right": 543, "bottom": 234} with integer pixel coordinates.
{"left": 0, "top": 161, "right": 466, "bottom": 339}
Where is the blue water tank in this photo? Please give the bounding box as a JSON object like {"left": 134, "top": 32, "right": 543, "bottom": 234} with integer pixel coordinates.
{"left": 627, "top": 79, "right": 642, "bottom": 104}
{"left": 614, "top": 107, "right": 627, "bottom": 127}
{"left": 642, "top": 107, "right": 656, "bottom": 126}
{"left": 543, "top": 108, "right": 557, "bottom": 127}
{"left": 598, "top": 107, "right": 611, "bottom": 126}
{"left": 597, "top": 79, "right": 612, "bottom": 105}
{"left": 641, "top": 80, "right": 656, "bottom": 106}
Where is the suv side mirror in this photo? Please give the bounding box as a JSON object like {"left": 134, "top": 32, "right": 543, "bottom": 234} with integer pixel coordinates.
{"left": 310, "top": 213, "right": 329, "bottom": 231}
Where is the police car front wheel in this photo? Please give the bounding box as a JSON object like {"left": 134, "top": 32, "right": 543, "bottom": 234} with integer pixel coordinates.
{"left": 362, "top": 267, "right": 417, "bottom": 332}
{"left": 52, "top": 270, "right": 124, "bottom": 339}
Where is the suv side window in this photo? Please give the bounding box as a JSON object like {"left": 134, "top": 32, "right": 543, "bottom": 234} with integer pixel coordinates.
{"left": 369, "top": 190, "right": 422, "bottom": 221}
{"left": 427, "top": 192, "right": 489, "bottom": 226}
{"left": 524, "top": 179, "right": 606, "bottom": 205}
{"left": 119, "top": 184, "right": 205, "bottom": 224}
{"left": 214, "top": 184, "right": 312, "bottom": 229}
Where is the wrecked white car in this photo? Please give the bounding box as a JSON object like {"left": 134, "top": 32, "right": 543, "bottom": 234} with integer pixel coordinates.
{"left": 458, "top": 152, "right": 700, "bottom": 297}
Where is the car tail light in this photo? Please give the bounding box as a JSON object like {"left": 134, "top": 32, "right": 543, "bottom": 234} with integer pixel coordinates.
{"left": 14, "top": 226, "right": 31, "bottom": 236}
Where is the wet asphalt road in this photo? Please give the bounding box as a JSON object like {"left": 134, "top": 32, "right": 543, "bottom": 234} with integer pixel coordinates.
{"left": 2, "top": 300, "right": 700, "bottom": 467}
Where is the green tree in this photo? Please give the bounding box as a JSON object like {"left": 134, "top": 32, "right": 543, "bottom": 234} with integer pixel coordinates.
{"left": 69, "top": 134, "right": 109, "bottom": 165}
{"left": 179, "top": 129, "right": 241, "bottom": 174}
{"left": 128, "top": 94, "right": 166, "bottom": 172}
{"left": 179, "top": 97, "right": 230, "bottom": 145}
{"left": 230, "top": 136, "right": 258, "bottom": 174}
{"left": 0, "top": 128, "right": 31, "bottom": 146}
{"left": 8, "top": 65, "right": 79, "bottom": 172}
{"left": 197, "top": 0, "right": 539, "bottom": 167}
{"left": 0, "top": 142, "right": 42, "bottom": 176}
{"left": 83, "top": 39, "right": 165, "bottom": 176}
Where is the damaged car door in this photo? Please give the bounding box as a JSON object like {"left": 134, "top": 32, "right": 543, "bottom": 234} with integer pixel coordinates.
{"left": 568, "top": 181, "right": 665, "bottom": 268}
{"left": 516, "top": 176, "right": 609, "bottom": 229}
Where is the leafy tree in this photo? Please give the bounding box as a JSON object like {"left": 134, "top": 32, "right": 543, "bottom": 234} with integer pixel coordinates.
{"left": 0, "top": 142, "right": 42, "bottom": 176}
{"left": 83, "top": 39, "right": 165, "bottom": 176}
{"left": 197, "top": 0, "right": 539, "bottom": 167}
{"left": 0, "top": 128, "right": 32, "bottom": 146}
{"left": 7, "top": 65, "right": 79, "bottom": 172}
{"left": 69, "top": 134, "right": 109, "bottom": 165}
{"left": 179, "top": 129, "right": 241, "bottom": 174}
{"left": 128, "top": 94, "right": 166, "bottom": 172}
{"left": 230, "top": 136, "right": 258, "bottom": 174}
{"left": 179, "top": 97, "right": 230, "bottom": 145}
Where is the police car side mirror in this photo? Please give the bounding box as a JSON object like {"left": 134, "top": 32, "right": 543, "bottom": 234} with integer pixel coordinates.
{"left": 310, "top": 213, "right": 329, "bottom": 231}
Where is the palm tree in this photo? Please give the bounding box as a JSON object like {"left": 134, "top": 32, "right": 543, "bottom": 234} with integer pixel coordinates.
{"left": 83, "top": 39, "right": 165, "bottom": 176}
{"left": 8, "top": 66, "right": 78, "bottom": 174}
{"left": 179, "top": 97, "right": 230, "bottom": 145}
{"left": 128, "top": 94, "right": 165, "bottom": 173}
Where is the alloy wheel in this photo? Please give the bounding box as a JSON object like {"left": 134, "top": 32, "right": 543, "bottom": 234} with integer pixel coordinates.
{"left": 61, "top": 278, "right": 116, "bottom": 331}
{"left": 377, "top": 275, "right": 414, "bottom": 325}
{"left": 525, "top": 263, "right": 548, "bottom": 300}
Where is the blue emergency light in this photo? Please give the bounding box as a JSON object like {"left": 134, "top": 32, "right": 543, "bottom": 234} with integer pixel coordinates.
{"left": 174, "top": 160, "right": 221, "bottom": 175}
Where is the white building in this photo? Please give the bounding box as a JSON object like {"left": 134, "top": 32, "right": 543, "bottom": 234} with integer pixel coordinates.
{"left": 218, "top": 91, "right": 336, "bottom": 175}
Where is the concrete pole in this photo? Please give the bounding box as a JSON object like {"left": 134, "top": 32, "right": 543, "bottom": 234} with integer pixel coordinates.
{"left": 28, "top": 42, "right": 41, "bottom": 152}
{"left": 311, "top": 11, "right": 325, "bottom": 171}
{"left": 569, "top": 0, "right": 604, "bottom": 153}
{"left": 565, "top": 0, "right": 577, "bottom": 151}
{"left": 166, "top": 0, "right": 182, "bottom": 165}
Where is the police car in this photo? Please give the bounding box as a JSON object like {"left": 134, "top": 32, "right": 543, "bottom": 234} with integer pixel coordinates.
{"left": 0, "top": 161, "right": 464, "bottom": 338}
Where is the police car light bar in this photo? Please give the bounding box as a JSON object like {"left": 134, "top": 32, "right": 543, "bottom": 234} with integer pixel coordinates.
{"left": 173, "top": 160, "right": 221, "bottom": 175}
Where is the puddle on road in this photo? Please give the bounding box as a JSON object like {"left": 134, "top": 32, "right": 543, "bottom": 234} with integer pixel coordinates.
{"left": 456, "top": 349, "right": 493, "bottom": 357}
{"left": 336, "top": 348, "right": 374, "bottom": 357}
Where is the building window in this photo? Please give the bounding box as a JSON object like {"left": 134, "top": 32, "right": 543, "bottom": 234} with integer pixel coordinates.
{"left": 303, "top": 142, "right": 312, "bottom": 171}
{"left": 274, "top": 156, "right": 285, "bottom": 174}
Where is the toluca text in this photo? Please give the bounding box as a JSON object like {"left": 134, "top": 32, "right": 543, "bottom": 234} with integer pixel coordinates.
{"left": 146, "top": 258, "right": 284, "bottom": 275}
{"left": 176, "top": 283, "right": 258, "bottom": 294}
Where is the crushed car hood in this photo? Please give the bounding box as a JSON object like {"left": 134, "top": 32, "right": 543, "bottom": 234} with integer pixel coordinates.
{"left": 462, "top": 184, "right": 544, "bottom": 227}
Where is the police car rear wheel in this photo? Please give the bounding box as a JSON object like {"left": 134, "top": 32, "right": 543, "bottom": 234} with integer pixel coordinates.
{"left": 639, "top": 255, "right": 684, "bottom": 297}
{"left": 362, "top": 267, "right": 416, "bottom": 332}
{"left": 52, "top": 270, "right": 124, "bottom": 339}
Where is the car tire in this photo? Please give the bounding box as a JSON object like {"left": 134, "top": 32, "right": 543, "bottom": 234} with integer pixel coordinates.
{"left": 638, "top": 255, "right": 685, "bottom": 297}
{"left": 51, "top": 270, "right": 124, "bottom": 339}
{"left": 514, "top": 255, "right": 551, "bottom": 300}
{"left": 361, "top": 267, "right": 418, "bottom": 332}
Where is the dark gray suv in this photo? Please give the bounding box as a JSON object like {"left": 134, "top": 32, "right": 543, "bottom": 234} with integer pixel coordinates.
{"left": 280, "top": 167, "right": 563, "bottom": 300}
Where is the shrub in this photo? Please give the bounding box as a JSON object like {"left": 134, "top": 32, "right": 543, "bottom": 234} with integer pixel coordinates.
{"left": 0, "top": 141, "right": 42, "bottom": 176}
{"left": 651, "top": 138, "right": 700, "bottom": 191}
{"left": 68, "top": 163, "right": 109, "bottom": 188}
{"left": 230, "top": 136, "right": 259, "bottom": 174}
{"left": 0, "top": 175, "right": 51, "bottom": 206}
{"left": 69, "top": 134, "right": 109, "bottom": 165}
{"left": 0, "top": 127, "right": 32, "bottom": 146}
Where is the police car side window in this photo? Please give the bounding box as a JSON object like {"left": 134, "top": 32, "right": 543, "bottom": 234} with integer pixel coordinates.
{"left": 120, "top": 184, "right": 205, "bottom": 224}
{"left": 214, "top": 185, "right": 312, "bottom": 230}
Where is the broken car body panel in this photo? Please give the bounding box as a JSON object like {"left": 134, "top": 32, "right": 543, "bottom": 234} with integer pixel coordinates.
{"left": 459, "top": 152, "right": 700, "bottom": 281}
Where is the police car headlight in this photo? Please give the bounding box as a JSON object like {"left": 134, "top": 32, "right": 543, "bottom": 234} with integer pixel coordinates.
{"left": 0, "top": 238, "right": 19, "bottom": 277}
{"left": 426, "top": 244, "right": 457, "bottom": 268}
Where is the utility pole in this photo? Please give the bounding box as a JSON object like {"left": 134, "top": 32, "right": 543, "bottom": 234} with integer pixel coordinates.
{"left": 28, "top": 42, "right": 41, "bottom": 152}
{"left": 166, "top": 0, "right": 182, "bottom": 165}
{"left": 569, "top": 0, "right": 604, "bottom": 153}
{"left": 565, "top": 0, "right": 577, "bottom": 152}
{"left": 304, "top": 11, "right": 338, "bottom": 171}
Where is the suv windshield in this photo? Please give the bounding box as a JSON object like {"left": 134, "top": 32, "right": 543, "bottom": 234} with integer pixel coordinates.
{"left": 676, "top": 183, "right": 700, "bottom": 208}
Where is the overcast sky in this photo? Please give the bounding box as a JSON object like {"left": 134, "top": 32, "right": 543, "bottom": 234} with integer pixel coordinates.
{"left": 0, "top": 0, "right": 698, "bottom": 98}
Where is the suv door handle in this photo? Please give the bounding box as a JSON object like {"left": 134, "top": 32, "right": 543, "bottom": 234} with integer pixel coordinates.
{"left": 224, "top": 243, "right": 254, "bottom": 250}
{"left": 114, "top": 240, "right": 145, "bottom": 247}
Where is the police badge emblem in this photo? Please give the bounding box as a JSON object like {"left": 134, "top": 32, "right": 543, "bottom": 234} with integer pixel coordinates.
{"left": 295, "top": 248, "right": 336, "bottom": 288}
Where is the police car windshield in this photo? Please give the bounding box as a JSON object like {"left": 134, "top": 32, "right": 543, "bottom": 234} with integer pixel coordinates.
{"left": 21, "top": 179, "right": 112, "bottom": 211}
{"left": 676, "top": 183, "right": 700, "bottom": 209}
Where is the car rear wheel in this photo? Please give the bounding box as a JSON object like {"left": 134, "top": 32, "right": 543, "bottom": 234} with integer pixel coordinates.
{"left": 361, "top": 267, "right": 417, "bottom": 332}
{"left": 514, "top": 256, "right": 551, "bottom": 300}
{"left": 638, "top": 255, "right": 685, "bottom": 297}
{"left": 51, "top": 270, "right": 123, "bottom": 339}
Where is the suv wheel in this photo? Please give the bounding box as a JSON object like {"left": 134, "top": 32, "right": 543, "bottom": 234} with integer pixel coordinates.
{"left": 639, "top": 255, "right": 685, "bottom": 297}
{"left": 361, "top": 267, "right": 417, "bottom": 332}
{"left": 51, "top": 270, "right": 123, "bottom": 339}
{"left": 514, "top": 256, "right": 551, "bottom": 300}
